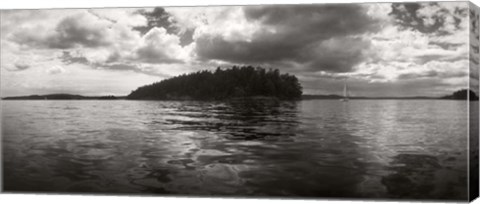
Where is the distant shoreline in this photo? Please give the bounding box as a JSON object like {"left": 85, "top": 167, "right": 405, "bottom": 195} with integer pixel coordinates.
{"left": 2, "top": 93, "right": 478, "bottom": 101}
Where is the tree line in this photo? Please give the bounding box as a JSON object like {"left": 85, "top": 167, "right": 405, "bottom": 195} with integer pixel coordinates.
{"left": 441, "top": 89, "right": 479, "bottom": 100}
{"left": 127, "top": 66, "right": 303, "bottom": 100}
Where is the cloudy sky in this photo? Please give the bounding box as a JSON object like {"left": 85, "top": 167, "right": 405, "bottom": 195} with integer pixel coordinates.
{"left": 0, "top": 2, "right": 477, "bottom": 97}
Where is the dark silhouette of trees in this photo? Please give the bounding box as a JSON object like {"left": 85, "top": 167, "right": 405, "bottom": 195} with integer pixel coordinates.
{"left": 441, "top": 89, "right": 479, "bottom": 100}
{"left": 127, "top": 66, "right": 303, "bottom": 100}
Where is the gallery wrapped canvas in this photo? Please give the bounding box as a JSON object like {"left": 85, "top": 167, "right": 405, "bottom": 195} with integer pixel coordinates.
{"left": 1, "top": 1, "right": 479, "bottom": 202}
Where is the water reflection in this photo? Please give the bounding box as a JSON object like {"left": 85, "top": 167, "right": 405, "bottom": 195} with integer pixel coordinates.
{"left": 1, "top": 99, "right": 468, "bottom": 200}
{"left": 164, "top": 99, "right": 299, "bottom": 140}
{"left": 382, "top": 153, "right": 467, "bottom": 200}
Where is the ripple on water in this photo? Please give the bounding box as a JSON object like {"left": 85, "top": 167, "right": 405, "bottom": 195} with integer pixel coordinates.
{"left": 1, "top": 100, "right": 469, "bottom": 200}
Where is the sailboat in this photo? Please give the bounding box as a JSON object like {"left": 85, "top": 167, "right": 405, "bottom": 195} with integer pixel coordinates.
{"left": 340, "top": 79, "right": 349, "bottom": 102}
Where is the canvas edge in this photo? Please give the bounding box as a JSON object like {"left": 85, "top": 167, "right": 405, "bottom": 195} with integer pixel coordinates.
{"left": 469, "top": 1, "right": 480, "bottom": 202}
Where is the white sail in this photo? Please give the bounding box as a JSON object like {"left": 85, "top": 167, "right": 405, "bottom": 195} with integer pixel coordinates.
{"left": 341, "top": 79, "right": 349, "bottom": 102}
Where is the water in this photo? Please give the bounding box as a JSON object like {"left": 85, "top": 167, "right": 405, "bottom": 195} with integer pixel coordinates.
{"left": 1, "top": 99, "right": 470, "bottom": 200}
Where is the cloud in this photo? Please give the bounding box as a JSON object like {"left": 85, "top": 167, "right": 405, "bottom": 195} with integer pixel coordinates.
{"left": 470, "top": 6, "right": 479, "bottom": 94}
{"left": 14, "top": 63, "right": 30, "bottom": 70}
{"left": 87, "top": 9, "right": 147, "bottom": 28}
{"left": 60, "top": 51, "right": 90, "bottom": 65}
{"left": 134, "top": 7, "right": 195, "bottom": 46}
{"left": 8, "top": 60, "right": 34, "bottom": 72}
{"left": 0, "top": 3, "right": 472, "bottom": 97}
{"left": 390, "top": 2, "right": 468, "bottom": 34}
{"left": 47, "top": 14, "right": 113, "bottom": 48}
{"left": 134, "top": 27, "right": 186, "bottom": 64}
{"left": 362, "top": 9, "right": 469, "bottom": 76}
{"left": 56, "top": 27, "right": 190, "bottom": 68}
{"left": 46, "top": 66, "right": 66, "bottom": 75}
{"left": 191, "top": 4, "right": 380, "bottom": 73}
{"left": 351, "top": 58, "right": 469, "bottom": 84}
{"left": 4, "top": 8, "right": 192, "bottom": 76}
{"left": 304, "top": 37, "right": 371, "bottom": 72}
{"left": 10, "top": 9, "right": 145, "bottom": 50}
{"left": 96, "top": 63, "right": 170, "bottom": 77}
{"left": 133, "top": 7, "right": 176, "bottom": 35}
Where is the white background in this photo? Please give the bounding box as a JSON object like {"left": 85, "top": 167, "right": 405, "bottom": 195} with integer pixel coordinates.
{"left": 0, "top": 0, "right": 479, "bottom": 203}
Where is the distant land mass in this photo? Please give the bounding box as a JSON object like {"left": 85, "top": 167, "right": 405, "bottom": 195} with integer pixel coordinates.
{"left": 3, "top": 90, "right": 478, "bottom": 101}
{"left": 301, "top": 95, "right": 437, "bottom": 100}
{"left": 2, "top": 94, "right": 124, "bottom": 100}
{"left": 2, "top": 66, "right": 478, "bottom": 102}
{"left": 4, "top": 90, "right": 478, "bottom": 101}
{"left": 127, "top": 66, "right": 303, "bottom": 100}
{"left": 303, "top": 89, "right": 478, "bottom": 101}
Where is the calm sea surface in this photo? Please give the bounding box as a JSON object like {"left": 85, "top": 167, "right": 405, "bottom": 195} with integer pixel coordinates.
{"left": 1, "top": 100, "right": 472, "bottom": 200}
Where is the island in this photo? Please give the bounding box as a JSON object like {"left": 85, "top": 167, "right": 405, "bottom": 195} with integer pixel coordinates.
{"left": 440, "top": 89, "right": 479, "bottom": 101}
{"left": 2, "top": 66, "right": 478, "bottom": 101}
{"left": 127, "top": 66, "right": 303, "bottom": 100}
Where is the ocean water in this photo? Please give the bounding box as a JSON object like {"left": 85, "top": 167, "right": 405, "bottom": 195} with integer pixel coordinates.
{"left": 1, "top": 99, "right": 471, "bottom": 200}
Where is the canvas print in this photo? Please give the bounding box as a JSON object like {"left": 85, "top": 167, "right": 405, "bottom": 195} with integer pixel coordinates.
{"left": 1, "top": 1, "right": 479, "bottom": 202}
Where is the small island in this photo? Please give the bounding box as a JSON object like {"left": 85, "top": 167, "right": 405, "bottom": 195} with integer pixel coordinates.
{"left": 2, "top": 67, "right": 478, "bottom": 101}
{"left": 127, "top": 66, "right": 303, "bottom": 100}
{"left": 441, "top": 89, "right": 479, "bottom": 101}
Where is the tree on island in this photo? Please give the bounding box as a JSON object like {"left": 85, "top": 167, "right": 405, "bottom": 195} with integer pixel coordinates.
{"left": 441, "top": 89, "right": 479, "bottom": 101}
{"left": 127, "top": 66, "right": 303, "bottom": 100}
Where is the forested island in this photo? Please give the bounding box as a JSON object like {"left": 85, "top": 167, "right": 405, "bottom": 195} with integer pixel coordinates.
{"left": 440, "top": 89, "right": 479, "bottom": 101}
{"left": 2, "top": 66, "right": 478, "bottom": 101}
{"left": 127, "top": 66, "right": 303, "bottom": 100}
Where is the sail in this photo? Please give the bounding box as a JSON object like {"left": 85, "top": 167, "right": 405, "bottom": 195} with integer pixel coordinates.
{"left": 341, "top": 79, "right": 349, "bottom": 101}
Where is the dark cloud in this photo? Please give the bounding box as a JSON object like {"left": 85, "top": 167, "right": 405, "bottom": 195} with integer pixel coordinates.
{"left": 305, "top": 37, "right": 370, "bottom": 72}
{"left": 390, "top": 3, "right": 444, "bottom": 34}
{"left": 47, "top": 15, "right": 112, "bottom": 49}
{"left": 195, "top": 4, "right": 380, "bottom": 73}
{"left": 390, "top": 3, "right": 467, "bottom": 34}
{"left": 11, "top": 12, "right": 134, "bottom": 49}
{"left": 429, "top": 41, "right": 464, "bottom": 50}
{"left": 244, "top": 4, "right": 377, "bottom": 35}
{"left": 415, "top": 54, "right": 467, "bottom": 65}
{"left": 136, "top": 45, "right": 183, "bottom": 64}
{"left": 471, "top": 56, "right": 479, "bottom": 65}
{"left": 134, "top": 7, "right": 194, "bottom": 46}
{"left": 14, "top": 63, "right": 30, "bottom": 71}
{"left": 60, "top": 51, "right": 90, "bottom": 65}
{"left": 470, "top": 7, "right": 479, "bottom": 67}
{"left": 134, "top": 8, "right": 175, "bottom": 35}
{"left": 470, "top": 7, "right": 479, "bottom": 94}
{"left": 178, "top": 28, "right": 195, "bottom": 46}
{"left": 195, "top": 35, "right": 298, "bottom": 63}
{"left": 471, "top": 8, "right": 479, "bottom": 39}
{"left": 106, "top": 52, "right": 121, "bottom": 63}
{"left": 397, "top": 70, "right": 466, "bottom": 80}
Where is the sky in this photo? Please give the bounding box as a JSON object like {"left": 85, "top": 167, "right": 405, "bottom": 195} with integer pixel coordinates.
{"left": 0, "top": 2, "right": 477, "bottom": 97}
